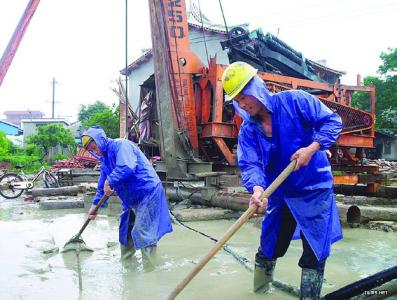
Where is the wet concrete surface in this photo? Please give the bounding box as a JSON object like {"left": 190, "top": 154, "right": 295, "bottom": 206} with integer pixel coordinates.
{"left": 1, "top": 196, "right": 396, "bottom": 300}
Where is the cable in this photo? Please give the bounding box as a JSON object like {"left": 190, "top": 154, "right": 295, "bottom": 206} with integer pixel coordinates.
{"left": 258, "top": 0, "right": 352, "bottom": 18}
{"left": 274, "top": 3, "right": 397, "bottom": 28}
{"left": 190, "top": 38, "right": 228, "bottom": 44}
{"left": 218, "top": 0, "right": 230, "bottom": 38}
{"left": 169, "top": 210, "right": 254, "bottom": 272}
{"left": 124, "top": 0, "right": 129, "bottom": 139}
{"left": 197, "top": 0, "right": 210, "bottom": 66}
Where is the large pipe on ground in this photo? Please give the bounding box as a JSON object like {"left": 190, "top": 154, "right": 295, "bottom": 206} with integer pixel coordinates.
{"left": 337, "top": 204, "right": 361, "bottom": 224}
{"left": 165, "top": 186, "right": 203, "bottom": 203}
{"left": 167, "top": 186, "right": 397, "bottom": 223}
{"left": 165, "top": 187, "right": 250, "bottom": 211}
{"left": 358, "top": 205, "right": 397, "bottom": 222}
{"left": 32, "top": 186, "right": 80, "bottom": 197}
{"left": 337, "top": 203, "right": 397, "bottom": 223}
{"left": 192, "top": 190, "right": 250, "bottom": 211}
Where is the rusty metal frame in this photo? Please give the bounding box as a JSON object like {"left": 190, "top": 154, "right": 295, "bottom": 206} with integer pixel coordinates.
{"left": 194, "top": 63, "right": 375, "bottom": 167}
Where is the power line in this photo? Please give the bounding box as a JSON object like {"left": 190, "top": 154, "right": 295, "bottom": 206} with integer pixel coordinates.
{"left": 259, "top": 0, "right": 397, "bottom": 18}
{"left": 258, "top": 0, "right": 348, "bottom": 18}
{"left": 124, "top": 0, "right": 129, "bottom": 139}
{"left": 273, "top": 2, "right": 397, "bottom": 28}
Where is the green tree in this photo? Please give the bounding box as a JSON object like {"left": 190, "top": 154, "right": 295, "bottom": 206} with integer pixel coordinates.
{"left": 78, "top": 100, "right": 108, "bottom": 123}
{"left": 27, "top": 124, "right": 76, "bottom": 156}
{"left": 352, "top": 48, "right": 397, "bottom": 133}
{"left": 379, "top": 48, "right": 397, "bottom": 76}
{"left": 83, "top": 105, "right": 119, "bottom": 138}
{"left": 0, "top": 131, "right": 10, "bottom": 156}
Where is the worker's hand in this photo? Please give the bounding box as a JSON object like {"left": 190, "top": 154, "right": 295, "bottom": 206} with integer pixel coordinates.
{"left": 88, "top": 204, "right": 98, "bottom": 220}
{"left": 250, "top": 186, "right": 267, "bottom": 214}
{"left": 104, "top": 180, "right": 113, "bottom": 196}
{"left": 290, "top": 142, "right": 321, "bottom": 171}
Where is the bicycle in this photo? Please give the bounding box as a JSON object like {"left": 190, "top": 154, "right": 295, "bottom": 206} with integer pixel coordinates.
{"left": 0, "top": 166, "right": 59, "bottom": 199}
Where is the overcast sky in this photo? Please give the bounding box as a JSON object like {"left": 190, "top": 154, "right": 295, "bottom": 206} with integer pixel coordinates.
{"left": 0, "top": 0, "right": 396, "bottom": 122}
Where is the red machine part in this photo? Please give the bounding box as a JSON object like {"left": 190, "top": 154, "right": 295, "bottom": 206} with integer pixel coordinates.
{"left": 192, "top": 62, "right": 375, "bottom": 166}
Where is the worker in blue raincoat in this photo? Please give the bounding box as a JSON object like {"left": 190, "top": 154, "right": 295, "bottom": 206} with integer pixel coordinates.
{"left": 81, "top": 126, "right": 172, "bottom": 268}
{"left": 222, "top": 62, "right": 343, "bottom": 299}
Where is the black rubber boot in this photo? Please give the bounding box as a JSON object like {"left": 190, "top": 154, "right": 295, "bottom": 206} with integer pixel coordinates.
{"left": 299, "top": 267, "right": 324, "bottom": 300}
{"left": 253, "top": 252, "right": 277, "bottom": 293}
{"left": 120, "top": 241, "right": 136, "bottom": 260}
{"left": 141, "top": 245, "right": 157, "bottom": 272}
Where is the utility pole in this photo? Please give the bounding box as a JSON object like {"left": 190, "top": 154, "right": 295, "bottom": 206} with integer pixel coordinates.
{"left": 125, "top": 0, "right": 129, "bottom": 139}
{"left": 51, "top": 77, "right": 57, "bottom": 118}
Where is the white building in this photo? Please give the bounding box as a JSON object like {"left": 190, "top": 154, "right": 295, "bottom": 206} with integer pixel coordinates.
{"left": 21, "top": 118, "right": 69, "bottom": 145}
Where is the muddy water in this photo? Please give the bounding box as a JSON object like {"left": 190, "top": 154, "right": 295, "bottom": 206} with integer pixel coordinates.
{"left": 1, "top": 198, "right": 396, "bottom": 300}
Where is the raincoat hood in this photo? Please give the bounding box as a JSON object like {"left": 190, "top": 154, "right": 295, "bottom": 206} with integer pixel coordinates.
{"left": 232, "top": 75, "right": 274, "bottom": 122}
{"left": 83, "top": 125, "right": 109, "bottom": 157}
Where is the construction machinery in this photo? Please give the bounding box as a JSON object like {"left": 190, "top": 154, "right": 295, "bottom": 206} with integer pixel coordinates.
{"left": 141, "top": 0, "right": 379, "bottom": 193}
{"left": 0, "top": 0, "right": 40, "bottom": 86}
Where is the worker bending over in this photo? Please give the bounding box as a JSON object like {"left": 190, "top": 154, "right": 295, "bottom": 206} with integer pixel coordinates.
{"left": 82, "top": 126, "right": 172, "bottom": 269}
{"left": 222, "top": 62, "right": 343, "bottom": 299}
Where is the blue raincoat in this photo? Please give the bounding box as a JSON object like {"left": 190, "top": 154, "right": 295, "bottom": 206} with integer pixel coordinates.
{"left": 236, "top": 76, "right": 343, "bottom": 262}
{"left": 84, "top": 126, "right": 172, "bottom": 249}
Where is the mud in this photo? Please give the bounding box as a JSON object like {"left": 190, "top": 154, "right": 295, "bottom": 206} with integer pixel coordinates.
{"left": 1, "top": 197, "right": 396, "bottom": 299}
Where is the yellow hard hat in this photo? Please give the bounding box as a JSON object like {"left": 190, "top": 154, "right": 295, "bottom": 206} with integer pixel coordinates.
{"left": 222, "top": 61, "right": 258, "bottom": 100}
{"left": 81, "top": 135, "right": 93, "bottom": 148}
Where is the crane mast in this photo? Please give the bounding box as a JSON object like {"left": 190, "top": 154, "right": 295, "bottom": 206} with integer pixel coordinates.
{"left": 148, "top": 0, "right": 205, "bottom": 178}
{"left": 0, "top": 0, "right": 40, "bottom": 86}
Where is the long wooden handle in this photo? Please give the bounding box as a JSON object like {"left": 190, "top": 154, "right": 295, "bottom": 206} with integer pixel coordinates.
{"left": 75, "top": 194, "right": 109, "bottom": 239}
{"left": 167, "top": 160, "right": 297, "bottom": 300}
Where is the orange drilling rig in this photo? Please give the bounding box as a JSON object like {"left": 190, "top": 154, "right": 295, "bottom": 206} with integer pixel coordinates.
{"left": 143, "top": 0, "right": 379, "bottom": 194}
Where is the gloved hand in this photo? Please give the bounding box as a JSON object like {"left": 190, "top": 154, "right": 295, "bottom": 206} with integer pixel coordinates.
{"left": 250, "top": 185, "right": 267, "bottom": 214}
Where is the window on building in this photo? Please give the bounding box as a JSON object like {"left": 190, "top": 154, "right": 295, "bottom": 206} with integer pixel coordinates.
{"left": 384, "top": 140, "right": 392, "bottom": 155}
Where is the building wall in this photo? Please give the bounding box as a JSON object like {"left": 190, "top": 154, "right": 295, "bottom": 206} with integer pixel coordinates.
{"left": 127, "top": 28, "right": 229, "bottom": 111}
{"left": 21, "top": 122, "right": 38, "bottom": 140}
{"left": 21, "top": 121, "right": 68, "bottom": 145}
{"left": 188, "top": 29, "right": 229, "bottom": 65}
{"left": 128, "top": 59, "right": 155, "bottom": 111}
{"left": 68, "top": 121, "right": 83, "bottom": 144}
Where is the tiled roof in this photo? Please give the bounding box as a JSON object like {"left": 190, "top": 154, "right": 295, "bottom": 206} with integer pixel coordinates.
{"left": 4, "top": 110, "right": 44, "bottom": 115}
{"left": 21, "top": 118, "right": 69, "bottom": 125}
{"left": 308, "top": 59, "right": 346, "bottom": 76}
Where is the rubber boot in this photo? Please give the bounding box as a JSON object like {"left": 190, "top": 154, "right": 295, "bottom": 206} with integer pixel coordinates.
{"left": 141, "top": 245, "right": 157, "bottom": 272}
{"left": 253, "top": 252, "right": 276, "bottom": 293}
{"left": 120, "top": 240, "right": 137, "bottom": 268}
{"left": 299, "top": 267, "right": 324, "bottom": 300}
